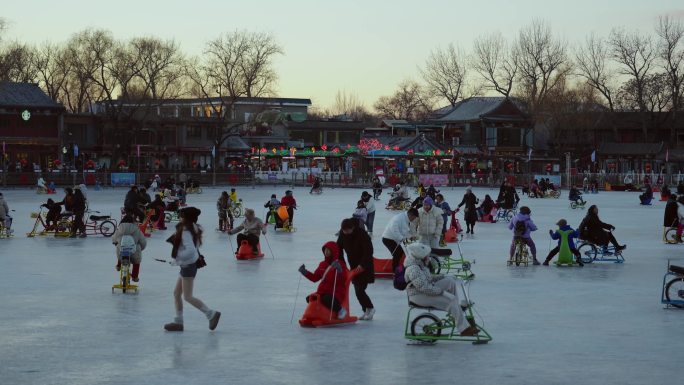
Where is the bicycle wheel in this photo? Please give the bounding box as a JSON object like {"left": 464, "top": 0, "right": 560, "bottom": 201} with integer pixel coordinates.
{"left": 99, "top": 220, "right": 117, "bottom": 237}
{"left": 505, "top": 211, "right": 514, "bottom": 222}
{"left": 197, "top": 187, "right": 203, "bottom": 194}
{"left": 410, "top": 313, "right": 442, "bottom": 341}
{"left": 165, "top": 213, "right": 172, "bottom": 223}
{"left": 577, "top": 242, "right": 596, "bottom": 264}
{"left": 665, "top": 277, "right": 684, "bottom": 308}
{"left": 570, "top": 202, "right": 577, "bottom": 209}
{"left": 665, "top": 227, "right": 679, "bottom": 244}
{"left": 551, "top": 190, "right": 560, "bottom": 199}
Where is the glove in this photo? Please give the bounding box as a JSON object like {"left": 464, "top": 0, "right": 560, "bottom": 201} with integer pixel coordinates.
{"left": 298, "top": 264, "right": 306, "bottom": 275}
{"left": 331, "top": 260, "right": 342, "bottom": 272}
{"left": 442, "top": 291, "right": 455, "bottom": 300}
{"left": 549, "top": 229, "right": 553, "bottom": 235}
{"left": 610, "top": 225, "right": 615, "bottom": 231}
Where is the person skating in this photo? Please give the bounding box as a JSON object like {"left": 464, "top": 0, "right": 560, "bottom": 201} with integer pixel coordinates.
{"left": 298, "top": 242, "right": 348, "bottom": 319}
{"left": 381, "top": 208, "right": 419, "bottom": 270}
{"left": 228, "top": 208, "right": 267, "bottom": 256}
{"left": 70, "top": 188, "right": 87, "bottom": 238}
{"left": 372, "top": 177, "right": 382, "bottom": 200}
{"left": 124, "top": 185, "right": 144, "bottom": 223}
{"left": 578, "top": 205, "right": 626, "bottom": 252}
{"left": 457, "top": 186, "right": 478, "bottom": 234}
{"left": 361, "top": 191, "right": 376, "bottom": 235}
{"left": 418, "top": 197, "right": 443, "bottom": 248}
{"left": 112, "top": 214, "right": 147, "bottom": 281}
{"left": 309, "top": 177, "right": 322, "bottom": 194}
{"left": 337, "top": 218, "right": 375, "bottom": 320}
{"left": 216, "top": 191, "right": 233, "bottom": 232}
{"left": 0, "top": 192, "right": 12, "bottom": 234}
{"left": 543, "top": 219, "right": 583, "bottom": 266}
{"left": 508, "top": 206, "right": 540, "bottom": 265}
{"left": 404, "top": 243, "right": 479, "bottom": 337}
{"left": 163, "top": 207, "right": 221, "bottom": 332}
{"left": 434, "top": 194, "right": 452, "bottom": 246}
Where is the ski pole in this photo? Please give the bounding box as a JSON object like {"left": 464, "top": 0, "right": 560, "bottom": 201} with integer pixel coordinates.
{"left": 290, "top": 273, "right": 302, "bottom": 324}
{"left": 228, "top": 234, "right": 234, "bottom": 255}
{"left": 263, "top": 232, "right": 276, "bottom": 260}
{"left": 329, "top": 267, "right": 338, "bottom": 321}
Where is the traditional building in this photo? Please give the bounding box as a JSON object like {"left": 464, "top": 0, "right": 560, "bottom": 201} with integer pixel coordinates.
{"left": 0, "top": 82, "right": 66, "bottom": 171}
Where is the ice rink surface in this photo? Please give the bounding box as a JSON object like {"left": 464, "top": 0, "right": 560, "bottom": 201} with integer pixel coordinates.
{"left": 0, "top": 185, "right": 682, "bottom": 385}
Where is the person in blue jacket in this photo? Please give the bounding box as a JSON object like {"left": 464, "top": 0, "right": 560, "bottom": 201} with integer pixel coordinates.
{"left": 543, "top": 219, "right": 583, "bottom": 266}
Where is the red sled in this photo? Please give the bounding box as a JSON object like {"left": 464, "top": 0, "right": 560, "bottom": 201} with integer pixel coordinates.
{"left": 235, "top": 240, "right": 265, "bottom": 260}
{"left": 373, "top": 253, "right": 405, "bottom": 278}
{"left": 299, "top": 267, "right": 363, "bottom": 327}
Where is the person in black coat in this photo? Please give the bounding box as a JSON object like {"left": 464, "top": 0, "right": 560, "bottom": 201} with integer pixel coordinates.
{"left": 70, "top": 188, "right": 87, "bottom": 237}
{"left": 498, "top": 181, "right": 520, "bottom": 210}
{"left": 664, "top": 194, "right": 678, "bottom": 228}
{"left": 578, "top": 205, "right": 626, "bottom": 250}
{"left": 124, "top": 185, "right": 144, "bottom": 222}
{"left": 457, "top": 187, "right": 479, "bottom": 234}
{"left": 336, "top": 218, "right": 375, "bottom": 320}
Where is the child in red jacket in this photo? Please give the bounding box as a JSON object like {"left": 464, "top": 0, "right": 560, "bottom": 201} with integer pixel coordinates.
{"left": 298, "top": 241, "right": 349, "bottom": 319}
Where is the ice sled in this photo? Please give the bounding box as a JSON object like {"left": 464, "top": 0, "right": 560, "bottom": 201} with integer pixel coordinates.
{"left": 299, "top": 267, "right": 363, "bottom": 328}
{"left": 235, "top": 240, "right": 265, "bottom": 260}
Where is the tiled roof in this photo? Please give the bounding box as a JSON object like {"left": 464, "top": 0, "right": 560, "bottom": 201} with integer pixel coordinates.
{"left": 436, "top": 97, "right": 524, "bottom": 122}
{"left": 0, "top": 82, "right": 63, "bottom": 109}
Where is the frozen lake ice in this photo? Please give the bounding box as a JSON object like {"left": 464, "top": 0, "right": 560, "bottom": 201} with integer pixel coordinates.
{"left": 0, "top": 184, "right": 682, "bottom": 385}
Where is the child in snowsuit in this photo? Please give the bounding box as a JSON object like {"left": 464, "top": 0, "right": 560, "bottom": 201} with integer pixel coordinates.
{"left": 352, "top": 199, "right": 368, "bottom": 227}
{"left": 298, "top": 241, "right": 349, "bottom": 319}
{"left": 543, "top": 219, "right": 583, "bottom": 266}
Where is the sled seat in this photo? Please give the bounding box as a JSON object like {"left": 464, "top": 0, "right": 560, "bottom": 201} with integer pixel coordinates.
{"left": 669, "top": 265, "right": 684, "bottom": 275}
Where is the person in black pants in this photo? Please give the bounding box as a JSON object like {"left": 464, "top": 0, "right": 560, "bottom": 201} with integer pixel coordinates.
{"left": 124, "top": 185, "right": 144, "bottom": 223}
{"left": 381, "top": 208, "right": 420, "bottom": 270}
{"left": 337, "top": 218, "right": 375, "bottom": 320}
{"left": 71, "top": 188, "right": 87, "bottom": 238}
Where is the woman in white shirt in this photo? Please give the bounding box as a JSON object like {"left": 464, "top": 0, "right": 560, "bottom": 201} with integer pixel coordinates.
{"left": 163, "top": 207, "right": 221, "bottom": 332}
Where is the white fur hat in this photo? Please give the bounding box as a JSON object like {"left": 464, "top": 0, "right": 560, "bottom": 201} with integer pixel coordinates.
{"left": 407, "top": 243, "right": 431, "bottom": 259}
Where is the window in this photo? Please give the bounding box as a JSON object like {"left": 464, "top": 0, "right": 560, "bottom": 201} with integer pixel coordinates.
{"left": 187, "top": 126, "right": 202, "bottom": 139}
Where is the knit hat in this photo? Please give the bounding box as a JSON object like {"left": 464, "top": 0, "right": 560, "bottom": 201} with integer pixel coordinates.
{"left": 556, "top": 219, "right": 567, "bottom": 227}
{"left": 179, "top": 206, "right": 201, "bottom": 223}
{"left": 407, "top": 243, "right": 431, "bottom": 259}
{"left": 423, "top": 197, "right": 434, "bottom": 206}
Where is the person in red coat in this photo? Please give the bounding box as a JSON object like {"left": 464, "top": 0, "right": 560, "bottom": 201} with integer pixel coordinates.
{"left": 298, "top": 241, "right": 348, "bottom": 319}
{"left": 280, "top": 190, "right": 298, "bottom": 226}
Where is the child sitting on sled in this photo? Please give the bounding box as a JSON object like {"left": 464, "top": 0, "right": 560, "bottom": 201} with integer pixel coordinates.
{"left": 298, "top": 241, "right": 349, "bottom": 319}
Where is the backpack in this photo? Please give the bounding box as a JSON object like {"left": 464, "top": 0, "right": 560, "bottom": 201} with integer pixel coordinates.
{"left": 514, "top": 220, "right": 527, "bottom": 237}
{"left": 393, "top": 265, "right": 409, "bottom": 290}
{"left": 119, "top": 234, "right": 136, "bottom": 258}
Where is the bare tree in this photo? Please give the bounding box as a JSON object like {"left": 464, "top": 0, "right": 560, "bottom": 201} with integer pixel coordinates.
{"left": 420, "top": 44, "right": 468, "bottom": 106}
{"left": 374, "top": 79, "right": 435, "bottom": 121}
{"left": 186, "top": 30, "right": 283, "bottom": 149}
{"left": 330, "top": 90, "right": 368, "bottom": 119}
{"left": 472, "top": 32, "right": 518, "bottom": 97}
{"left": 609, "top": 27, "right": 656, "bottom": 140}
{"left": 515, "top": 20, "right": 570, "bottom": 114}
{"left": 656, "top": 16, "right": 684, "bottom": 143}
{"left": 32, "top": 42, "right": 71, "bottom": 102}
{"left": 0, "top": 41, "right": 38, "bottom": 82}
{"left": 576, "top": 34, "right": 617, "bottom": 111}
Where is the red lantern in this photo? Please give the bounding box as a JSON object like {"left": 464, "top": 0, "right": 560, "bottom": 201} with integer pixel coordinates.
{"left": 506, "top": 163, "right": 514, "bottom": 170}
{"left": 608, "top": 163, "right": 616, "bottom": 169}
{"left": 86, "top": 159, "right": 96, "bottom": 168}
{"left": 645, "top": 163, "right": 652, "bottom": 172}
{"left": 352, "top": 161, "right": 357, "bottom": 169}
{"left": 118, "top": 159, "right": 126, "bottom": 167}
{"left": 54, "top": 159, "right": 61, "bottom": 166}
{"left": 192, "top": 160, "right": 199, "bottom": 167}
{"left": 546, "top": 163, "right": 552, "bottom": 172}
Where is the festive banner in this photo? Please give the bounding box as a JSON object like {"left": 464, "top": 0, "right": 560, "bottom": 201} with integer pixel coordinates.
{"left": 418, "top": 174, "right": 449, "bottom": 187}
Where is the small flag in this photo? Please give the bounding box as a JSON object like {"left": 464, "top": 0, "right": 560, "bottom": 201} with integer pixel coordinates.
{"left": 211, "top": 145, "right": 216, "bottom": 157}
{"left": 591, "top": 150, "right": 596, "bottom": 163}
{"left": 73, "top": 144, "right": 79, "bottom": 157}
{"left": 137, "top": 145, "right": 140, "bottom": 157}
{"left": 666, "top": 148, "right": 669, "bottom": 162}
{"left": 527, "top": 148, "right": 533, "bottom": 161}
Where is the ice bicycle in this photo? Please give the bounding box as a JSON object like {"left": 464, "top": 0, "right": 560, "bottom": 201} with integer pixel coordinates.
{"left": 661, "top": 260, "right": 684, "bottom": 308}
{"left": 577, "top": 237, "right": 625, "bottom": 264}
{"left": 508, "top": 237, "right": 531, "bottom": 266}
{"left": 404, "top": 279, "right": 492, "bottom": 345}
{"left": 430, "top": 241, "right": 475, "bottom": 280}
{"left": 112, "top": 254, "right": 138, "bottom": 294}
{"left": 494, "top": 204, "right": 517, "bottom": 223}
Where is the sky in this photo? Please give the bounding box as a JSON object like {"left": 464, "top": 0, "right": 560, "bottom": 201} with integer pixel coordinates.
{"left": 2, "top": 0, "right": 683, "bottom": 110}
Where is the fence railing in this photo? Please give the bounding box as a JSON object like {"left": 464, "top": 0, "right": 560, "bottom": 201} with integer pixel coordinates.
{"left": 0, "top": 169, "right": 677, "bottom": 190}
